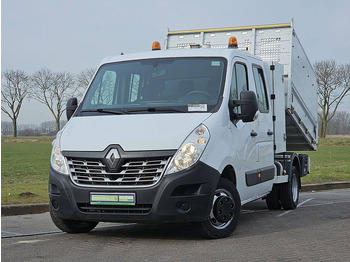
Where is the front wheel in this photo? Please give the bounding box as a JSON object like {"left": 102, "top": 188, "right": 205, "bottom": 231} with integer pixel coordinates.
{"left": 199, "top": 178, "right": 241, "bottom": 239}
{"left": 50, "top": 203, "right": 98, "bottom": 233}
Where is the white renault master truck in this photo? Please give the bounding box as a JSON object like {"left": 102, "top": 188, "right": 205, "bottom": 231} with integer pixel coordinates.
{"left": 49, "top": 23, "right": 318, "bottom": 238}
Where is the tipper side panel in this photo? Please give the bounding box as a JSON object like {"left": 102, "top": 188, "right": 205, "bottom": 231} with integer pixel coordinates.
{"left": 285, "top": 33, "right": 318, "bottom": 151}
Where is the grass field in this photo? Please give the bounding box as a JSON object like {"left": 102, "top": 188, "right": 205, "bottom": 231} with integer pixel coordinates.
{"left": 1, "top": 136, "right": 350, "bottom": 205}
{"left": 2, "top": 136, "right": 53, "bottom": 205}
{"left": 300, "top": 137, "right": 350, "bottom": 184}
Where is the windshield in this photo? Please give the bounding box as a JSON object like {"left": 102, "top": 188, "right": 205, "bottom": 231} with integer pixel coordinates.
{"left": 81, "top": 57, "right": 227, "bottom": 114}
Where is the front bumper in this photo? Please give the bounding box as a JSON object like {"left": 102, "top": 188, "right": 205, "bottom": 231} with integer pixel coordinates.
{"left": 49, "top": 161, "right": 220, "bottom": 223}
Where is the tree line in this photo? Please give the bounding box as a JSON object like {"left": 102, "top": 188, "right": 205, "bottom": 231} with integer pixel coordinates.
{"left": 1, "top": 68, "right": 95, "bottom": 137}
{"left": 322, "top": 111, "right": 350, "bottom": 135}
{"left": 1, "top": 60, "right": 350, "bottom": 138}
{"left": 1, "top": 120, "right": 67, "bottom": 136}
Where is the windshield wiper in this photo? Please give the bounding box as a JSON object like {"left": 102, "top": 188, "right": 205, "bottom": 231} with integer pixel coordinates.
{"left": 127, "top": 107, "right": 185, "bottom": 113}
{"left": 81, "top": 109, "right": 128, "bottom": 115}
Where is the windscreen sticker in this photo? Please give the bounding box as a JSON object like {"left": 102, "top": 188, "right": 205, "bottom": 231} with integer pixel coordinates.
{"left": 211, "top": 61, "right": 221, "bottom": 67}
{"left": 188, "top": 104, "right": 208, "bottom": 112}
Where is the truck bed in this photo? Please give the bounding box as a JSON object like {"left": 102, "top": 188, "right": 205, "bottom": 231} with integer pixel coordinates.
{"left": 166, "top": 21, "right": 318, "bottom": 151}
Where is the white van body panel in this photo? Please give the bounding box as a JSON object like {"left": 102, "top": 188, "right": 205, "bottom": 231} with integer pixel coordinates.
{"left": 49, "top": 23, "right": 317, "bottom": 238}
{"left": 59, "top": 49, "right": 281, "bottom": 204}
{"left": 60, "top": 113, "right": 211, "bottom": 151}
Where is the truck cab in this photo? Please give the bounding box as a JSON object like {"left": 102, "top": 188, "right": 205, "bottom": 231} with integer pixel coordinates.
{"left": 50, "top": 23, "right": 317, "bottom": 238}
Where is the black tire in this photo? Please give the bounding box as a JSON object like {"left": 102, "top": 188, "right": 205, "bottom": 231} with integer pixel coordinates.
{"left": 50, "top": 203, "right": 98, "bottom": 233}
{"left": 199, "top": 178, "right": 241, "bottom": 239}
{"left": 280, "top": 166, "right": 299, "bottom": 210}
{"left": 266, "top": 184, "right": 281, "bottom": 210}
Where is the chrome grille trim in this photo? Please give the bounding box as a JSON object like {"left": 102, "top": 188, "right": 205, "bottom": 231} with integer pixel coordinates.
{"left": 68, "top": 157, "right": 171, "bottom": 188}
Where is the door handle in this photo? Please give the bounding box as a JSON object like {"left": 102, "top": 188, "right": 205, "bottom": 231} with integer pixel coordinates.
{"left": 267, "top": 130, "right": 274, "bottom": 136}
{"left": 251, "top": 131, "right": 257, "bottom": 137}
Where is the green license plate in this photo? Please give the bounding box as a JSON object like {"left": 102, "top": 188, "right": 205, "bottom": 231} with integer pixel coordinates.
{"left": 90, "top": 193, "right": 136, "bottom": 206}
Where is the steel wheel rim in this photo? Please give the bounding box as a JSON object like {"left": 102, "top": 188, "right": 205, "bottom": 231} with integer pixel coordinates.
{"left": 292, "top": 174, "right": 299, "bottom": 203}
{"left": 209, "top": 188, "right": 235, "bottom": 229}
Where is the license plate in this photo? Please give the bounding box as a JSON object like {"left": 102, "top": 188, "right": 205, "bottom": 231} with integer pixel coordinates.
{"left": 90, "top": 193, "right": 136, "bottom": 206}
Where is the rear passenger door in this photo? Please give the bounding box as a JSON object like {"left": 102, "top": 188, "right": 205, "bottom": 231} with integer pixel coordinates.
{"left": 252, "top": 64, "right": 274, "bottom": 194}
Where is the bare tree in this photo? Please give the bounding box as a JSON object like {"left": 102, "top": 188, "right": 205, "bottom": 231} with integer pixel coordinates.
{"left": 1, "top": 70, "right": 31, "bottom": 137}
{"left": 314, "top": 60, "right": 350, "bottom": 138}
{"left": 76, "top": 68, "right": 96, "bottom": 99}
{"left": 31, "top": 69, "right": 77, "bottom": 132}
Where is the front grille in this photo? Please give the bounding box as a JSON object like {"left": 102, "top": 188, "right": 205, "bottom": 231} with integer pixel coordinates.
{"left": 68, "top": 157, "right": 171, "bottom": 188}
{"left": 77, "top": 203, "right": 152, "bottom": 215}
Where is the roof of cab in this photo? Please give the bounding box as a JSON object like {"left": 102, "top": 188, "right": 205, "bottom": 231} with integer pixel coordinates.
{"left": 99, "top": 48, "right": 254, "bottom": 66}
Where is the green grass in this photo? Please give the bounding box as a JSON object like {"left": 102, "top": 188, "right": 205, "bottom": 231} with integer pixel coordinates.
{"left": 301, "top": 137, "right": 350, "bottom": 184}
{"left": 1, "top": 136, "right": 350, "bottom": 205}
{"left": 1, "top": 136, "right": 53, "bottom": 205}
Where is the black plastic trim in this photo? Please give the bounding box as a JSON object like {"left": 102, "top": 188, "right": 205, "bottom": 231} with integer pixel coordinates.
{"left": 245, "top": 165, "right": 275, "bottom": 186}
{"left": 62, "top": 145, "right": 176, "bottom": 159}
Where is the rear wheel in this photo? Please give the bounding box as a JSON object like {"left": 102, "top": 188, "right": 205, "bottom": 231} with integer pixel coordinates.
{"left": 280, "top": 166, "right": 299, "bottom": 210}
{"left": 50, "top": 203, "right": 98, "bottom": 233}
{"left": 199, "top": 178, "right": 241, "bottom": 239}
{"left": 265, "top": 185, "right": 281, "bottom": 210}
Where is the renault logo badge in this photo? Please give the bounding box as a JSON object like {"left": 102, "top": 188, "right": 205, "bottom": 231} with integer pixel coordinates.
{"left": 105, "top": 149, "right": 120, "bottom": 169}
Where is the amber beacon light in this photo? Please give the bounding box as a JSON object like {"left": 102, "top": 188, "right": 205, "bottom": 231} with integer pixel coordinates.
{"left": 152, "top": 41, "right": 161, "bottom": 51}
{"left": 228, "top": 37, "right": 238, "bottom": 48}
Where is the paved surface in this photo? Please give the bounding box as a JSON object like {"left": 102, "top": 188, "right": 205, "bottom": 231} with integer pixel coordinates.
{"left": 2, "top": 189, "right": 350, "bottom": 262}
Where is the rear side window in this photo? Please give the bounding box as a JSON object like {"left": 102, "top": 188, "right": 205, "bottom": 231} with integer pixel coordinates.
{"left": 252, "top": 66, "right": 269, "bottom": 112}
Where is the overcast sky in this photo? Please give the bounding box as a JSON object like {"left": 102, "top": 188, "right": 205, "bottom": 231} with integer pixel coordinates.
{"left": 2, "top": 0, "right": 350, "bottom": 125}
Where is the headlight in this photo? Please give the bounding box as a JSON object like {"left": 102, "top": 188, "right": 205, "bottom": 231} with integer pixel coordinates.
{"left": 166, "top": 124, "right": 210, "bottom": 174}
{"left": 51, "top": 139, "right": 69, "bottom": 175}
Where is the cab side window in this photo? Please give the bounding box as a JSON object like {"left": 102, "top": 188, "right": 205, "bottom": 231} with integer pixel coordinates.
{"left": 252, "top": 66, "right": 269, "bottom": 112}
{"left": 231, "top": 63, "right": 248, "bottom": 113}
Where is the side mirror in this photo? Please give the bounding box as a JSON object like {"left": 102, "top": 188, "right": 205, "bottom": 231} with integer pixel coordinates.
{"left": 232, "top": 91, "right": 258, "bottom": 122}
{"left": 66, "top": 97, "right": 78, "bottom": 120}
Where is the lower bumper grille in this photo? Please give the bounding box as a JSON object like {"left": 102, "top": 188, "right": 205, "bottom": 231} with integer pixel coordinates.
{"left": 77, "top": 203, "right": 152, "bottom": 215}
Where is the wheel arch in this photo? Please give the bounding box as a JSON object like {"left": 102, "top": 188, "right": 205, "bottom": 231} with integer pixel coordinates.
{"left": 276, "top": 152, "right": 301, "bottom": 187}
{"left": 220, "top": 165, "right": 237, "bottom": 186}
